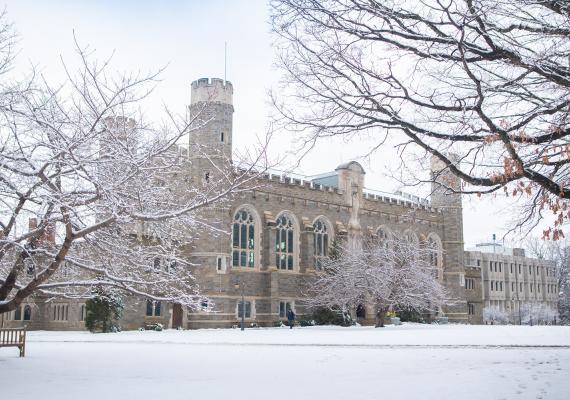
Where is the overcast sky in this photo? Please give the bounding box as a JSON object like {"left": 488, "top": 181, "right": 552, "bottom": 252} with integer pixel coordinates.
{"left": 2, "top": 0, "right": 534, "bottom": 248}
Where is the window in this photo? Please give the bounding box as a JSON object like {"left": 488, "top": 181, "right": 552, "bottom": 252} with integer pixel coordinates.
{"left": 377, "top": 227, "right": 391, "bottom": 243}
{"left": 52, "top": 304, "right": 69, "bottom": 321}
{"left": 465, "top": 278, "right": 474, "bottom": 290}
{"left": 23, "top": 305, "right": 32, "bottom": 321}
{"left": 520, "top": 282, "right": 523, "bottom": 292}
{"left": 403, "top": 230, "right": 419, "bottom": 244}
{"left": 237, "top": 301, "right": 251, "bottom": 318}
{"left": 232, "top": 208, "right": 256, "bottom": 268}
{"left": 468, "top": 303, "right": 475, "bottom": 315}
{"left": 80, "top": 305, "right": 86, "bottom": 321}
{"left": 220, "top": 131, "right": 225, "bottom": 142}
{"left": 166, "top": 259, "right": 177, "bottom": 273}
{"left": 490, "top": 281, "right": 494, "bottom": 291}
{"left": 428, "top": 237, "right": 440, "bottom": 268}
{"left": 279, "top": 301, "right": 293, "bottom": 318}
{"left": 510, "top": 264, "right": 513, "bottom": 274}
{"left": 25, "top": 259, "right": 35, "bottom": 276}
{"left": 529, "top": 265, "right": 532, "bottom": 274}
{"left": 426, "top": 234, "right": 442, "bottom": 280}
{"left": 216, "top": 255, "right": 226, "bottom": 273}
{"left": 499, "top": 262, "right": 502, "bottom": 273}
{"left": 314, "top": 218, "right": 330, "bottom": 269}
{"left": 512, "top": 282, "right": 515, "bottom": 292}
{"left": 500, "top": 281, "right": 503, "bottom": 291}
{"left": 153, "top": 257, "right": 161, "bottom": 272}
{"left": 146, "top": 300, "right": 161, "bottom": 317}
{"left": 477, "top": 259, "right": 481, "bottom": 266}
{"left": 14, "top": 306, "right": 22, "bottom": 321}
{"left": 275, "top": 214, "right": 295, "bottom": 270}
{"left": 518, "top": 264, "right": 521, "bottom": 274}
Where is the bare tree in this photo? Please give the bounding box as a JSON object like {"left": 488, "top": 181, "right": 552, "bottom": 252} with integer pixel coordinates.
{"left": 271, "top": 0, "right": 570, "bottom": 237}
{"left": 0, "top": 17, "right": 269, "bottom": 314}
{"left": 305, "top": 237, "right": 445, "bottom": 327}
{"left": 482, "top": 305, "right": 508, "bottom": 325}
{"left": 526, "top": 236, "right": 570, "bottom": 323}
{"left": 520, "top": 302, "right": 559, "bottom": 325}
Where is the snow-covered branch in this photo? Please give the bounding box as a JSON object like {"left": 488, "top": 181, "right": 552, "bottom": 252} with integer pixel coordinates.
{"left": 0, "top": 15, "right": 272, "bottom": 314}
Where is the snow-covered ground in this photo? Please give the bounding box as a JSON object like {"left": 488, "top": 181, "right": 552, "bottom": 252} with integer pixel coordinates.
{"left": 1, "top": 324, "right": 569, "bottom": 400}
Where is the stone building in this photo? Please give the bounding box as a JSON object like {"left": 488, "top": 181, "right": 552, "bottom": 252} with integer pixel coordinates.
{"left": 464, "top": 243, "right": 559, "bottom": 324}
{"left": 2, "top": 77, "right": 553, "bottom": 330}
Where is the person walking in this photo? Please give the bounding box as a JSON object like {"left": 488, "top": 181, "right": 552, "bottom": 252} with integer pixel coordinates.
{"left": 287, "top": 308, "right": 295, "bottom": 329}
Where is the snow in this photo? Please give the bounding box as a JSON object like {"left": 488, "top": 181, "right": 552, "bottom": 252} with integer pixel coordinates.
{"left": 1, "top": 324, "right": 569, "bottom": 400}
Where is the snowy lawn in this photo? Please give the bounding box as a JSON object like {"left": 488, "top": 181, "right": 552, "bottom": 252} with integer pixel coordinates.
{"left": 1, "top": 324, "right": 569, "bottom": 400}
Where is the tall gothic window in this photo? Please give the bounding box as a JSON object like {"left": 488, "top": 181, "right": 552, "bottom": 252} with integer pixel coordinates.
{"left": 276, "top": 214, "right": 294, "bottom": 270}
{"left": 23, "top": 305, "right": 32, "bottom": 321}
{"left": 314, "top": 218, "right": 329, "bottom": 269}
{"left": 232, "top": 209, "right": 255, "bottom": 268}
{"left": 427, "top": 234, "right": 443, "bottom": 280}
{"left": 428, "top": 237, "right": 439, "bottom": 267}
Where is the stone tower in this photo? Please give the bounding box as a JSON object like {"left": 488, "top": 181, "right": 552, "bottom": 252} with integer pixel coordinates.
{"left": 186, "top": 78, "right": 235, "bottom": 287}
{"left": 189, "top": 78, "right": 234, "bottom": 176}
{"left": 430, "top": 154, "right": 468, "bottom": 322}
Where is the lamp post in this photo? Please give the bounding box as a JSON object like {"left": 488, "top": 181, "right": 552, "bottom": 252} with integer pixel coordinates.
{"left": 234, "top": 278, "right": 245, "bottom": 331}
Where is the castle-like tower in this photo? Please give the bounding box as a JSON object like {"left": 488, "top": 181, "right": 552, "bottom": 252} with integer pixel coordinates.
{"left": 189, "top": 78, "right": 234, "bottom": 177}
{"left": 431, "top": 155, "right": 468, "bottom": 321}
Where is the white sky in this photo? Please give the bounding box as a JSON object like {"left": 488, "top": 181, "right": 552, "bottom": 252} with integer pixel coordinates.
{"left": 2, "top": 0, "right": 535, "bottom": 248}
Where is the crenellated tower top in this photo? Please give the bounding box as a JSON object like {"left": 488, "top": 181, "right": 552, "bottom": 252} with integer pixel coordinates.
{"left": 188, "top": 77, "right": 234, "bottom": 171}
{"left": 191, "top": 78, "right": 233, "bottom": 105}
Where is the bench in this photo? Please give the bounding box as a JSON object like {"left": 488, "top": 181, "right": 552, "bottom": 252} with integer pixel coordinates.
{"left": 0, "top": 327, "right": 26, "bottom": 357}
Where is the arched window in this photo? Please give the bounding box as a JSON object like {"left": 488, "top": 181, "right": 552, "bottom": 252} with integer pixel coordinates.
{"left": 276, "top": 214, "right": 295, "bottom": 270}
{"left": 23, "top": 305, "right": 32, "bottom": 321}
{"left": 14, "top": 306, "right": 22, "bottom": 321}
{"left": 376, "top": 226, "right": 392, "bottom": 247}
{"left": 427, "top": 233, "right": 443, "bottom": 280}
{"left": 232, "top": 208, "right": 255, "bottom": 268}
{"left": 314, "top": 217, "right": 331, "bottom": 269}
{"left": 403, "top": 229, "right": 419, "bottom": 244}
{"left": 428, "top": 238, "right": 439, "bottom": 266}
